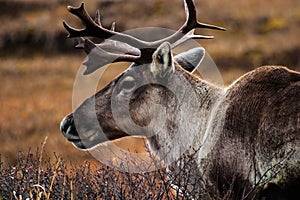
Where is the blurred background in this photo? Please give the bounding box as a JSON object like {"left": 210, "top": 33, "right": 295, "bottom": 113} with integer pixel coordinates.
{"left": 1, "top": 0, "right": 300, "bottom": 165}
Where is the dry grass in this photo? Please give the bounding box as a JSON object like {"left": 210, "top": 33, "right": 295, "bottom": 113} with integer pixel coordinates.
{"left": 0, "top": 142, "right": 263, "bottom": 200}
{"left": 0, "top": 55, "right": 82, "bottom": 163}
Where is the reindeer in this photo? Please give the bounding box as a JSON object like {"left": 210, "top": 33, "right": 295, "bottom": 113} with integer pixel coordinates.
{"left": 60, "top": 0, "right": 300, "bottom": 199}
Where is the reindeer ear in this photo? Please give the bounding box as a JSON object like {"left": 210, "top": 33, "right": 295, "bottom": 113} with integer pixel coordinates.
{"left": 151, "top": 42, "right": 174, "bottom": 78}
{"left": 174, "top": 47, "right": 205, "bottom": 73}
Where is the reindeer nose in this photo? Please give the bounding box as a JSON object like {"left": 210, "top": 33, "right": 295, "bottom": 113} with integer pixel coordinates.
{"left": 60, "top": 114, "right": 74, "bottom": 135}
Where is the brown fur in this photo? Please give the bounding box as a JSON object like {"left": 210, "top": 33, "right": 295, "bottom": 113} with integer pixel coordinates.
{"left": 204, "top": 66, "right": 300, "bottom": 199}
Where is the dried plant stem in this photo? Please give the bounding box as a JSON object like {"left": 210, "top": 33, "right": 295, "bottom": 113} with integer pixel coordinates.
{"left": 37, "top": 136, "right": 48, "bottom": 185}
{"left": 70, "top": 180, "right": 74, "bottom": 200}
{"left": 35, "top": 136, "right": 48, "bottom": 200}
{"left": 46, "top": 157, "right": 61, "bottom": 200}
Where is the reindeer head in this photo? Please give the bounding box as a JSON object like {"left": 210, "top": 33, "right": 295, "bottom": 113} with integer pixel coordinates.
{"left": 60, "top": 0, "right": 225, "bottom": 150}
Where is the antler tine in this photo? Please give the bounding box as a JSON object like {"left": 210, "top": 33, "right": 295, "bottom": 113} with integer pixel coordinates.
{"left": 111, "top": 22, "right": 116, "bottom": 31}
{"left": 75, "top": 37, "right": 96, "bottom": 54}
{"left": 183, "top": 0, "right": 226, "bottom": 33}
{"left": 147, "top": 0, "right": 225, "bottom": 46}
{"left": 94, "top": 10, "right": 101, "bottom": 26}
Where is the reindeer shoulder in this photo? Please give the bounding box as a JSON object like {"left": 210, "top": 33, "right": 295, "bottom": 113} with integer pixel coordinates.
{"left": 224, "top": 65, "right": 300, "bottom": 138}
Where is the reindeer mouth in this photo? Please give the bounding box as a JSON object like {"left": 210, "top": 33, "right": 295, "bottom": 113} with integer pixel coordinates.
{"left": 60, "top": 114, "right": 129, "bottom": 150}
{"left": 63, "top": 128, "right": 104, "bottom": 150}
{"left": 60, "top": 115, "right": 99, "bottom": 149}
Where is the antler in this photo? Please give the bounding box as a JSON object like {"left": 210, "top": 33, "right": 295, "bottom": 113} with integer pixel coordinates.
{"left": 63, "top": 0, "right": 225, "bottom": 75}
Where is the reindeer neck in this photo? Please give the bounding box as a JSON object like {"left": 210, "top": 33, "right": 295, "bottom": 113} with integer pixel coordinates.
{"left": 148, "top": 64, "right": 225, "bottom": 164}
{"left": 174, "top": 63, "right": 223, "bottom": 115}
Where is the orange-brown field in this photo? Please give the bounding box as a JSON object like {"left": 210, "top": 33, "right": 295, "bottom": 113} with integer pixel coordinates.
{"left": 1, "top": 0, "right": 300, "bottom": 167}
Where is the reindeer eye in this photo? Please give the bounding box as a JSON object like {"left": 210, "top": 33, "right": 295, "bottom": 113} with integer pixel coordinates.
{"left": 119, "top": 76, "right": 136, "bottom": 93}
{"left": 123, "top": 80, "right": 136, "bottom": 90}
